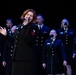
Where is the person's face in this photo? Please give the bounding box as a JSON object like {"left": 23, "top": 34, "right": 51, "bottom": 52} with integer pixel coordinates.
{"left": 62, "top": 19, "right": 68, "bottom": 28}
{"left": 24, "top": 11, "right": 34, "bottom": 23}
{"left": 36, "top": 16, "right": 44, "bottom": 25}
{"left": 49, "top": 30, "right": 57, "bottom": 38}
{"left": 6, "top": 21, "right": 13, "bottom": 28}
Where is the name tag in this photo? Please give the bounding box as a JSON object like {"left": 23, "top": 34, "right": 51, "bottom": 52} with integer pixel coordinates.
{"left": 47, "top": 43, "right": 50, "bottom": 45}
{"left": 60, "top": 32, "right": 63, "bottom": 34}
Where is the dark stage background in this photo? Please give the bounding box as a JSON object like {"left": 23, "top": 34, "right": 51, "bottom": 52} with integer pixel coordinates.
{"left": 0, "top": 0, "right": 76, "bottom": 31}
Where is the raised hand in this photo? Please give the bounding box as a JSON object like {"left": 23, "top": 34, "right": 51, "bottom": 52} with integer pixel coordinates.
{"left": 0, "top": 26, "right": 7, "bottom": 36}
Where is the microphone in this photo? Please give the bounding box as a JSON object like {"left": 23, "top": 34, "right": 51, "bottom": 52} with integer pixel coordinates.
{"left": 22, "top": 18, "right": 26, "bottom": 20}
{"left": 50, "top": 34, "right": 54, "bottom": 38}
{"left": 49, "top": 34, "right": 54, "bottom": 42}
{"left": 49, "top": 34, "right": 54, "bottom": 45}
{"left": 64, "top": 22, "right": 67, "bottom": 26}
{"left": 22, "top": 18, "right": 29, "bottom": 21}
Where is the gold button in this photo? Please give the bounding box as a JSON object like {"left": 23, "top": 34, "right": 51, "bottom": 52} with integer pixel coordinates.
{"left": 52, "top": 51, "right": 54, "bottom": 53}
{"left": 11, "top": 50, "right": 12, "bottom": 52}
{"left": 17, "top": 31, "right": 19, "bottom": 33}
{"left": 41, "top": 37, "right": 43, "bottom": 38}
{"left": 66, "top": 40, "right": 68, "bottom": 41}
{"left": 37, "top": 36, "right": 38, "bottom": 38}
{"left": 16, "top": 40, "right": 17, "bottom": 42}
{"left": 10, "top": 54, "right": 12, "bottom": 56}
{"left": 52, "top": 54, "right": 54, "bottom": 56}
{"left": 41, "top": 44, "right": 43, "bottom": 46}
{"left": 16, "top": 36, "right": 18, "bottom": 38}
{"left": 11, "top": 46, "right": 13, "bottom": 48}
{"left": 15, "top": 45, "right": 16, "bottom": 47}
{"left": 66, "top": 37, "right": 68, "bottom": 39}
{"left": 66, "top": 43, "right": 68, "bottom": 44}
{"left": 36, "top": 44, "right": 38, "bottom": 46}
{"left": 36, "top": 40, "right": 38, "bottom": 42}
{"left": 41, "top": 40, "right": 43, "bottom": 42}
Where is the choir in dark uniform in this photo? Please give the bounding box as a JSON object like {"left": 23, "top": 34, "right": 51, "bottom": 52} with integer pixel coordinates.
{"left": 42, "top": 29, "right": 67, "bottom": 75}
{"left": 2, "top": 18, "right": 16, "bottom": 75}
{"left": 57, "top": 18, "right": 75, "bottom": 75}
{"left": 0, "top": 11, "right": 76, "bottom": 75}
{"left": 34, "top": 14, "right": 50, "bottom": 75}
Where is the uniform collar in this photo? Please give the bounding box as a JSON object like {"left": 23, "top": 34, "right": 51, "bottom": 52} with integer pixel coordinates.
{"left": 38, "top": 24, "right": 44, "bottom": 29}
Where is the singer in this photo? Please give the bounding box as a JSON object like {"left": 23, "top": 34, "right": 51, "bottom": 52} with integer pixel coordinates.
{"left": 0, "top": 9, "right": 37, "bottom": 75}
{"left": 57, "top": 18, "right": 75, "bottom": 75}
{"left": 42, "top": 29, "right": 67, "bottom": 75}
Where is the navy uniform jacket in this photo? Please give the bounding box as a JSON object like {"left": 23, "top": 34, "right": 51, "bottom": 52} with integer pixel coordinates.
{"left": 12, "top": 23, "right": 37, "bottom": 62}
{"left": 2, "top": 28, "right": 14, "bottom": 61}
{"left": 57, "top": 28, "right": 75, "bottom": 64}
{"left": 2, "top": 28, "right": 14, "bottom": 75}
{"left": 42, "top": 38, "right": 67, "bottom": 64}
{"left": 2, "top": 40, "right": 14, "bottom": 61}
{"left": 34, "top": 25, "right": 50, "bottom": 55}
